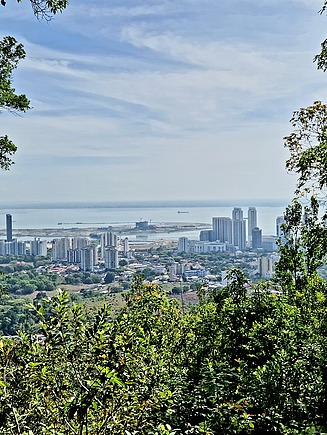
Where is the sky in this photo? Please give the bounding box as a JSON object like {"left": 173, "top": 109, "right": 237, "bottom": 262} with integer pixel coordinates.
{"left": 1, "top": 0, "right": 327, "bottom": 204}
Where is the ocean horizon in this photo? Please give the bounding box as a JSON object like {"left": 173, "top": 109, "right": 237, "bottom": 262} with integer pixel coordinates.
{"left": 0, "top": 198, "right": 291, "bottom": 210}
{"left": 0, "top": 200, "right": 290, "bottom": 236}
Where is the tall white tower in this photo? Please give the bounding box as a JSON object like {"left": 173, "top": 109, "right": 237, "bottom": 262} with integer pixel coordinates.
{"left": 105, "top": 247, "right": 119, "bottom": 269}
{"left": 80, "top": 246, "right": 94, "bottom": 271}
{"left": 212, "top": 217, "right": 232, "bottom": 243}
{"left": 248, "top": 207, "right": 258, "bottom": 244}
{"left": 100, "top": 232, "right": 117, "bottom": 259}
{"left": 52, "top": 238, "right": 71, "bottom": 261}
{"left": 232, "top": 208, "right": 246, "bottom": 250}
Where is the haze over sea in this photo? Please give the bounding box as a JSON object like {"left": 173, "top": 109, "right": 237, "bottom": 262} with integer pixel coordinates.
{"left": 0, "top": 200, "right": 289, "bottom": 239}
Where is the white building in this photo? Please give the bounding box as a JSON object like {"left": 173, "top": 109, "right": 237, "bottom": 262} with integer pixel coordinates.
{"left": 104, "top": 246, "right": 119, "bottom": 269}
{"left": 0, "top": 239, "right": 26, "bottom": 256}
{"left": 233, "top": 221, "right": 246, "bottom": 250}
{"left": 212, "top": 217, "right": 232, "bottom": 243}
{"left": 178, "top": 237, "right": 190, "bottom": 253}
{"left": 80, "top": 246, "right": 96, "bottom": 271}
{"left": 248, "top": 207, "right": 258, "bottom": 244}
{"left": 100, "top": 232, "right": 117, "bottom": 259}
{"left": 52, "top": 238, "right": 71, "bottom": 262}
{"left": 122, "top": 237, "right": 129, "bottom": 257}
{"left": 72, "top": 237, "right": 89, "bottom": 250}
{"left": 193, "top": 241, "right": 227, "bottom": 253}
{"left": 30, "top": 238, "right": 47, "bottom": 257}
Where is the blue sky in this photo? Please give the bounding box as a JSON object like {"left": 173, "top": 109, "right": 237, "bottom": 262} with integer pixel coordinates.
{"left": 1, "top": 0, "right": 326, "bottom": 203}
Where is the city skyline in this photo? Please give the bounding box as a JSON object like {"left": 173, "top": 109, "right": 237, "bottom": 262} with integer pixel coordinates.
{"left": 1, "top": 1, "right": 325, "bottom": 203}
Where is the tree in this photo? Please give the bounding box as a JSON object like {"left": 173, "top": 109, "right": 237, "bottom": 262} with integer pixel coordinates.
{"left": 0, "top": 36, "right": 30, "bottom": 169}
{"left": 314, "top": 1, "right": 327, "bottom": 71}
{"left": 284, "top": 101, "right": 327, "bottom": 198}
{"left": 119, "top": 259, "right": 128, "bottom": 267}
{"left": 279, "top": 100, "right": 327, "bottom": 290}
{"left": 104, "top": 272, "right": 115, "bottom": 284}
{"left": 0, "top": 0, "right": 69, "bottom": 169}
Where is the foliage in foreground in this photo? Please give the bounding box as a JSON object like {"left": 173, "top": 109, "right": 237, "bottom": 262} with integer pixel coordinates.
{"left": 0, "top": 273, "right": 327, "bottom": 434}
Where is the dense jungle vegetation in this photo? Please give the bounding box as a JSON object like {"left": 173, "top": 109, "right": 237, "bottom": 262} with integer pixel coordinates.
{"left": 1, "top": 268, "right": 327, "bottom": 434}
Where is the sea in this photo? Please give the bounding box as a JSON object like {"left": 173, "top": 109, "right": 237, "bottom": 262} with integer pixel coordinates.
{"left": 0, "top": 200, "right": 290, "bottom": 241}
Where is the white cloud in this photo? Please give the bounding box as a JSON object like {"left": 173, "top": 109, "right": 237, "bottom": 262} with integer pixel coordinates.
{"left": 1, "top": 0, "right": 326, "bottom": 203}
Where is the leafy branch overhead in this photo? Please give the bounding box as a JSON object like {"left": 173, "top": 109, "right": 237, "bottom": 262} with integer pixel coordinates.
{"left": 0, "top": 1, "right": 69, "bottom": 170}
{"left": 0, "top": 136, "right": 17, "bottom": 170}
{"left": 0, "top": 36, "right": 30, "bottom": 113}
{"left": 314, "top": 2, "right": 327, "bottom": 70}
{"left": 0, "top": 36, "right": 30, "bottom": 169}
{"left": 284, "top": 101, "right": 327, "bottom": 197}
{"left": 1, "top": 0, "right": 69, "bottom": 20}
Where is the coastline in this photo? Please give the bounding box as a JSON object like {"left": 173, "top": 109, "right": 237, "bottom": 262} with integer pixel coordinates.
{"left": 0, "top": 222, "right": 211, "bottom": 239}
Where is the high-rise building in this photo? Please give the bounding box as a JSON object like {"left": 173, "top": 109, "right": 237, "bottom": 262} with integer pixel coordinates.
{"left": 248, "top": 207, "right": 258, "bottom": 244}
{"left": 232, "top": 208, "right": 246, "bottom": 250}
{"left": 199, "top": 230, "right": 214, "bottom": 242}
{"left": 104, "top": 246, "right": 119, "bottom": 269}
{"left": 0, "top": 239, "right": 26, "bottom": 255}
{"left": 80, "top": 246, "right": 94, "bottom": 271}
{"left": 5, "top": 240, "right": 26, "bottom": 255}
{"left": 232, "top": 207, "right": 244, "bottom": 221}
{"left": 232, "top": 219, "right": 246, "bottom": 250}
{"left": 178, "top": 237, "right": 190, "bottom": 253}
{"left": 276, "top": 216, "right": 286, "bottom": 238}
{"left": 52, "top": 238, "right": 71, "bottom": 262}
{"left": 212, "top": 217, "right": 232, "bottom": 243}
{"left": 67, "top": 248, "right": 81, "bottom": 264}
{"left": 6, "top": 214, "right": 13, "bottom": 242}
{"left": 72, "top": 237, "right": 89, "bottom": 250}
{"left": 252, "top": 227, "right": 262, "bottom": 249}
{"left": 30, "top": 238, "right": 48, "bottom": 257}
{"left": 122, "top": 237, "right": 129, "bottom": 257}
{"left": 100, "top": 232, "right": 117, "bottom": 259}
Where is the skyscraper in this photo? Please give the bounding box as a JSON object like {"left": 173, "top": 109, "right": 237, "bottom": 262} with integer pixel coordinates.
{"left": 100, "top": 232, "right": 117, "bottom": 259}
{"left": 104, "top": 246, "right": 119, "bottom": 269}
{"left": 232, "top": 219, "right": 246, "bottom": 250}
{"left": 232, "top": 208, "right": 246, "bottom": 250}
{"left": 52, "top": 238, "right": 71, "bottom": 262}
{"left": 248, "top": 207, "right": 258, "bottom": 244}
{"left": 232, "top": 207, "right": 243, "bottom": 221}
{"left": 122, "top": 237, "right": 129, "bottom": 257}
{"left": 80, "top": 246, "right": 95, "bottom": 271}
{"left": 6, "top": 214, "right": 13, "bottom": 242}
{"left": 30, "top": 238, "right": 48, "bottom": 257}
{"left": 212, "top": 217, "right": 232, "bottom": 243}
{"left": 252, "top": 227, "right": 262, "bottom": 249}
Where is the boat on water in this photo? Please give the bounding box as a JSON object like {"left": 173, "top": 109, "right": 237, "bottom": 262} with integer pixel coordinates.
{"left": 178, "top": 211, "right": 189, "bottom": 213}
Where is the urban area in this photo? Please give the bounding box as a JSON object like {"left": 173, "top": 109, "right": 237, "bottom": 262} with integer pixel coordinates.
{"left": 0, "top": 207, "right": 286, "bottom": 299}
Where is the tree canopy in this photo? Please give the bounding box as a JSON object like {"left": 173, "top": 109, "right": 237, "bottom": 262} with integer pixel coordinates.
{"left": 284, "top": 101, "right": 327, "bottom": 198}
{"left": 0, "top": 36, "right": 30, "bottom": 169}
